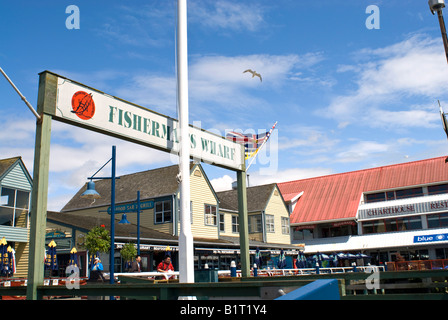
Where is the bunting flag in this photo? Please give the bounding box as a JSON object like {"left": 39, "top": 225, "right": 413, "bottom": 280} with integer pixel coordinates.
{"left": 8, "top": 246, "right": 15, "bottom": 275}
{"left": 226, "top": 121, "right": 277, "bottom": 160}
{"left": 254, "top": 247, "right": 263, "bottom": 269}
{"left": 277, "top": 249, "right": 286, "bottom": 269}
{"left": 45, "top": 240, "right": 58, "bottom": 270}
{"left": 0, "top": 237, "right": 8, "bottom": 276}
{"left": 68, "top": 247, "right": 79, "bottom": 268}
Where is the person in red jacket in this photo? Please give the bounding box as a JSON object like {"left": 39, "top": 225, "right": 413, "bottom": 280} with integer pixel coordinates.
{"left": 157, "top": 255, "right": 174, "bottom": 273}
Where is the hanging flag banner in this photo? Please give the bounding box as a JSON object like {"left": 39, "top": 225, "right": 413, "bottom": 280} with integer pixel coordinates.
{"left": 43, "top": 71, "right": 243, "bottom": 171}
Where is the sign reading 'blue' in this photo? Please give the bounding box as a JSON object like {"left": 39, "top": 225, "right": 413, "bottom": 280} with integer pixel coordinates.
{"left": 413, "top": 233, "right": 448, "bottom": 243}
{"left": 107, "top": 200, "right": 154, "bottom": 214}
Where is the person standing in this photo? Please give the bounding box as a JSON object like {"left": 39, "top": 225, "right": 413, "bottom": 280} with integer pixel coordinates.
{"left": 130, "top": 256, "right": 142, "bottom": 272}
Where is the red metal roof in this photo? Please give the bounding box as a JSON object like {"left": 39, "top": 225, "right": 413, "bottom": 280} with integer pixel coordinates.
{"left": 278, "top": 156, "right": 448, "bottom": 225}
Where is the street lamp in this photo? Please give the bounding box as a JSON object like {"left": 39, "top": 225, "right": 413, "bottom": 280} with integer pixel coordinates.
{"left": 81, "top": 145, "right": 117, "bottom": 286}
{"left": 118, "top": 214, "right": 130, "bottom": 224}
{"left": 429, "top": 0, "right": 448, "bottom": 63}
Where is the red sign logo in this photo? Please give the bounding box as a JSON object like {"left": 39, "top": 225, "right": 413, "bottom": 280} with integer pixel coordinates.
{"left": 71, "top": 91, "right": 95, "bottom": 120}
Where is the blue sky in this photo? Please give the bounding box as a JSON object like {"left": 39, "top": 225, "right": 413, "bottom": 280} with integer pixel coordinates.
{"left": 2, "top": 1, "right": 448, "bottom": 211}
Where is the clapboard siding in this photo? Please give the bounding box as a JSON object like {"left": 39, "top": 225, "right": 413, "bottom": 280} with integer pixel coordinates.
{"left": 264, "top": 187, "right": 291, "bottom": 244}
{"left": 1, "top": 162, "right": 32, "bottom": 191}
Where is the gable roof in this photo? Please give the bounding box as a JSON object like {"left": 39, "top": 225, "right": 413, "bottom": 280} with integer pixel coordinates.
{"left": 217, "top": 183, "right": 278, "bottom": 212}
{"left": 0, "top": 157, "right": 20, "bottom": 180}
{"left": 278, "top": 156, "right": 448, "bottom": 225}
{"left": 61, "top": 163, "right": 212, "bottom": 212}
{"left": 0, "top": 156, "right": 32, "bottom": 189}
{"left": 62, "top": 164, "right": 182, "bottom": 212}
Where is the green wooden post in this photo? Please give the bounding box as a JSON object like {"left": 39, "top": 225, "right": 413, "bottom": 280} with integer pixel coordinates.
{"left": 26, "top": 72, "right": 56, "bottom": 300}
{"left": 237, "top": 148, "right": 250, "bottom": 278}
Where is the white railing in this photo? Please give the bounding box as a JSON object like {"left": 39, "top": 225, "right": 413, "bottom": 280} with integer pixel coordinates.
{"left": 107, "top": 266, "right": 386, "bottom": 281}
{"left": 111, "top": 271, "right": 180, "bottom": 280}
{"left": 218, "top": 266, "right": 385, "bottom": 277}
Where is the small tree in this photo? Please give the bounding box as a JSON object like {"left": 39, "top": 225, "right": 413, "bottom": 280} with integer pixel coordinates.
{"left": 120, "top": 243, "right": 137, "bottom": 271}
{"left": 82, "top": 226, "right": 111, "bottom": 261}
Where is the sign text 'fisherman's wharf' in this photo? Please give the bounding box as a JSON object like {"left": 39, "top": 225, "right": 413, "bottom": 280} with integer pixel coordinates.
{"left": 51, "top": 73, "right": 243, "bottom": 170}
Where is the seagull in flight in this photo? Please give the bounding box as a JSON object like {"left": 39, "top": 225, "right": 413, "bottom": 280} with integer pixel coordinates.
{"left": 243, "top": 69, "right": 262, "bottom": 82}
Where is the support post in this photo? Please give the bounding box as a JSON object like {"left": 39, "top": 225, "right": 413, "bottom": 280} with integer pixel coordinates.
{"left": 137, "top": 191, "right": 141, "bottom": 256}
{"left": 26, "top": 73, "right": 56, "bottom": 300}
{"left": 110, "top": 146, "right": 116, "bottom": 285}
{"left": 237, "top": 151, "right": 250, "bottom": 277}
{"left": 177, "top": 0, "right": 194, "bottom": 283}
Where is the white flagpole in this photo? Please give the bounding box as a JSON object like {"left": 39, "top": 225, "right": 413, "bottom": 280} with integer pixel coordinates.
{"left": 177, "top": 0, "right": 194, "bottom": 283}
{"left": 246, "top": 121, "right": 277, "bottom": 171}
{"left": 0, "top": 66, "right": 41, "bottom": 121}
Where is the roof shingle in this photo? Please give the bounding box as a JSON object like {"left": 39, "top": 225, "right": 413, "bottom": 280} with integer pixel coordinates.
{"left": 278, "top": 156, "right": 448, "bottom": 224}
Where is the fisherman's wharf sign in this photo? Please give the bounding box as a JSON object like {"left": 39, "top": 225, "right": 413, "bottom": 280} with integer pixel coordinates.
{"left": 47, "top": 72, "right": 243, "bottom": 170}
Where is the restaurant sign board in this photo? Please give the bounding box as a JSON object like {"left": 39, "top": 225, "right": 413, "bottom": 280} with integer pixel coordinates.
{"left": 358, "top": 197, "right": 448, "bottom": 221}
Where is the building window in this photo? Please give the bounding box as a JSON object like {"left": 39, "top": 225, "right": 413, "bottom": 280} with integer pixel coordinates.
{"left": 0, "top": 187, "right": 30, "bottom": 227}
{"left": 248, "top": 215, "right": 262, "bottom": 233}
{"left": 155, "top": 200, "right": 172, "bottom": 224}
{"left": 365, "top": 192, "right": 386, "bottom": 203}
{"left": 232, "top": 215, "right": 239, "bottom": 233}
{"left": 281, "top": 217, "right": 290, "bottom": 235}
{"left": 265, "top": 215, "right": 275, "bottom": 233}
{"left": 436, "top": 248, "right": 448, "bottom": 259}
{"left": 293, "top": 228, "right": 314, "bottom": 241}
{"left": 428, "top": 184, "right": 448, "bottom": 195}
{"left": 204, "top": 204, "right": 217, "bottom": 226}
{"left": 365, "top": 187, "right": 424, "bottom": 204}
{"left": 427, "top": 212, "right": 448, "bottom": 229}
{"left": 395, "top": 187, "right": 423, "bottom": 200}
{"left": 219, "top": 213, "right": 225, "bottom": 232}
{"left": 362, "top": 216, "right": 422, "bottom": 234}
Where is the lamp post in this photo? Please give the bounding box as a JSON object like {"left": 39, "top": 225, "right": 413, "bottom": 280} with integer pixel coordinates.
{"left": 81, "top": 145, "right": 117, "bottom": 286}
{"left": 429, "top": 0, "right": 448, "bottom": 63}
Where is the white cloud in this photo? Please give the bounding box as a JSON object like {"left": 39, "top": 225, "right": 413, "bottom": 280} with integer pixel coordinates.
{"left": 210, "top": 174, "right": 234, "bottom": 192}
{"left": 190, "top": 1, "right": 265, "bottom": 32}
{"left": 335, "top": 141, "right": 390, "bottom": 163}
{"left": 323, "top": 34, "right": 448, "bottom": 129}
{"left": 115, "top": 53, "right": 324, "bottom": 122}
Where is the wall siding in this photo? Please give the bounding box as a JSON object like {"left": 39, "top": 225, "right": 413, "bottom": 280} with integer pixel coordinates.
{"left": 180, "top": 168, "right": 219, "bottom": 239}
{"left": 264, "top": 187, "right": 291, "bottom": 244}
{"left": 1, "top": 163, "right": 32, "bottom": 191}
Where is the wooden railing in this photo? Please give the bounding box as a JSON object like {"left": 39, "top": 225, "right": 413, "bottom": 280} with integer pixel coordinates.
{"left": 386, "top": 259, "right": 448, "bottom": 271}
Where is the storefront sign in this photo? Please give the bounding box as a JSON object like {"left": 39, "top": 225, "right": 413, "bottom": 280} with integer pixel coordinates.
{"left": 332, "top": 221, "right": 356, "bottom": 227}
{"left": 413, "top": 233, "right": 448, "bottom": 243}
{"left": 294, "top": 225, "right": 316, "bottom": 231}
{"left": 359, "top": 196, "right": 448, "bottom": 221}
{"left": 107, "top": 199, "right": 154, "bottom": 214}
{"left": 428, "top": 200, "right": 448, "bottom": 212}
{"left": 50, "top": 73, "right": 243, "bottom": 171}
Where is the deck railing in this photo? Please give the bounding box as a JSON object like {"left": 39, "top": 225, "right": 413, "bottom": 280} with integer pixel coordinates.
{"left": 386, "top": 259, "right": 448, "bottom": 271}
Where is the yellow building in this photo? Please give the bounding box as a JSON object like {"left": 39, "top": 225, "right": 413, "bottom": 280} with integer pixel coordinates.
{"left": 53, "top": 162, "right": 298, "bottom": 272}
{"left": 218, "top": 183, "right": 291, "bottom": 245}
